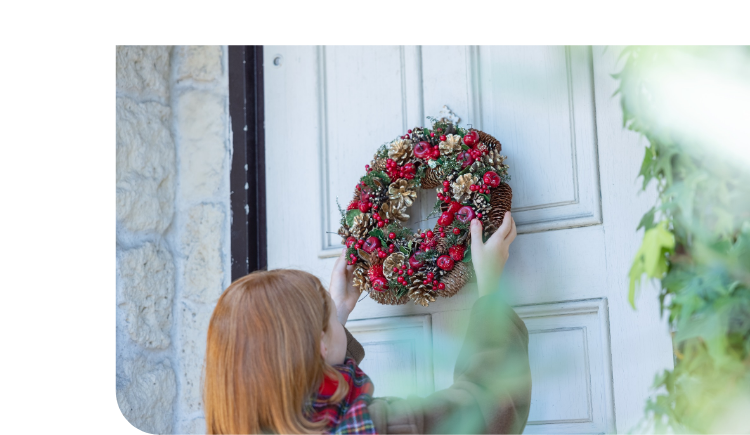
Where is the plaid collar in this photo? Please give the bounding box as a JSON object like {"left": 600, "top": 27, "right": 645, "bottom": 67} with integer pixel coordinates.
{"left": 306, "top": 357, "right": 377, "bottom": 434}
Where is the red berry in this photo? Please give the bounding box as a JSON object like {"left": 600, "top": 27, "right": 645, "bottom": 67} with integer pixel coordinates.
{"left": 426, "top": 230, "right": 434, "bottom": 238}
{"left": 453, "top": 228, "right": 461, "bottom": 235}
{"left": 470, "top": 185, "right": 477, "bottom": 191}
{"left": 407, "top": 269, "right": 414, "bottom": 276}
{"left": 426, "top": 272, "right": 434, "bottom": 280}
{"left": 477, "top": 213, "right": 482, "bottom": 218}
{"left": 388, "top": 232, "right": 396, "bottom": 239}
{"left": 440, "top": 135, "right": 447, "bottom": 141}
{"left": 377, "top": 221, "right": 385, "bottom": 228}
{"left": 437, "top": 255, "right": 455, "bottom": 271}
{"left": 443, "top": 180, "right": 450, "bottom": 187}
{"left": 455, "top": 206, "right": 476, "bottom": 223}
{"left": 443, "top": 186, "right": 449, "bottom": 192}
{"left": 359, "top": 202, "right": 371, "bottom": 213}
{"left": 438, "top": 212, "right": 454, "bottom": 226}
{"left": 438, "top": 282, "right": 446, "bottom": 290}
{"left": 449, "top": 245, "right": 466, "bottom": 261}
{"left": 430, "top": 132, "right": 435, "bottom": 137}
{"left": 431, "top": 147, "right": 441, "bottom": 158}
{"left": 408, "top": 129, "right": 412, "bottom": 134}
{"left": 440, "top": 232, "right": 446, "bottom": 238}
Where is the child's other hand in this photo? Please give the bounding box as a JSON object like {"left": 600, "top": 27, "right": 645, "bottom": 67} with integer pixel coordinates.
{"left": 329, "top": 249, "right": 359, "bottom": 324}
{"left": 470, "top": 212, "right": 516, "bottom": 298}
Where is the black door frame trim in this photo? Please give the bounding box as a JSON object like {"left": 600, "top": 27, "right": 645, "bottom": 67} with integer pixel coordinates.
{"left": 228, "top": 45, "right": 267, "bottom": 280}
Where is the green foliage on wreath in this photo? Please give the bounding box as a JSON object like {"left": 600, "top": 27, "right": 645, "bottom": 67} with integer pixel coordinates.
{"left": 617, "top": 46, "right": 750, "bottom": 433}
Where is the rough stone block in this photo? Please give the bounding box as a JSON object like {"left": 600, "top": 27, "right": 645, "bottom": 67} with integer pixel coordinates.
{"left": 117, "top": 356, "right": 176, "bottom": 434}
{"left": 182, "top": 204, "right": 225, "bottom": 304}
{"left": 116, "top": 97, "right": 175, "bottom": 234}
{"left": 118, "top": 242, "right": 174, "bottom": 349}
{"left": 175, "top": 90, "right": 226, "bottom": 201}
{"left": 176, "top": 46, "right": 222, "bottom": 83}
{"left": 178, "top": 301, "right": 212, "bottom": 416}
{"left": 116, "top": 46, "right": 171, "bottom": 102}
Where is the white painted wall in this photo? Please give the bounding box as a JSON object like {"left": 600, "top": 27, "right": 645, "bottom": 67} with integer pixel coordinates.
{"left": 115, "top": 45, "right": 232, "bottom": 434}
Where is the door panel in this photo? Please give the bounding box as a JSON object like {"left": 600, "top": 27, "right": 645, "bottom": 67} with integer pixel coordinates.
{"left": 263, "top": 45, "right": 674, "bottom": 434}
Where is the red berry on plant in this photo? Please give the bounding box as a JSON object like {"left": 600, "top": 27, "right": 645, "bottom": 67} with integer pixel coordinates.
{"left": 359, "top": 202, "right": 371, "bottom": 213}
{"left": 430, "top": 132, "right": 435, "bottom": 137}
{"left": 426, "top": 272, "right": 434, "bottom": 280}
{"left": 426, "top": 230, "right": 434, "bottom": 238}
{"left": 377, "top": 221, "right": 385, "bottom": 228}
{"left": 440, "top": 232, "right": 446, "bottom": 238}
{"left": 453, "top": 228, "right": 461, "bottom": 235}
{"left": 407, "top": 269, "right": 414, "bottom": 276}
{"left": 408, "top": 129, "right": 412, "bottom": 134}
{"left": 388, "top": 232, "right": 396, "bottom": 239}
{"left": 437, "top": 255, "right": 455, "bottom": 270}
{"left": 440, "top": 135, "right": 447, "bottom": 141}
{"left": 438, "top": 282, "right": 445, "bottom": 290}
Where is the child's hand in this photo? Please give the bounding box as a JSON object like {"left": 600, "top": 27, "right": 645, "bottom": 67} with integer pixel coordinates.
{"left": 470, "top": 212, "right": 517, "bottom": 298}
{"left": 329, "top": 249, "right": 359, "bottom": 324}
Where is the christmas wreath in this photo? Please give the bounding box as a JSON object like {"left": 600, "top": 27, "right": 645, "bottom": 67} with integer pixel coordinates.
{"left": 337, "top": 114, "right": 512, "bottom": 307}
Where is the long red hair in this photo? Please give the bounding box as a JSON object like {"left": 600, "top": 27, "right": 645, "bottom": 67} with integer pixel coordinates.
{"left": 203, "top": 269, "right": 348, "bottom": 434}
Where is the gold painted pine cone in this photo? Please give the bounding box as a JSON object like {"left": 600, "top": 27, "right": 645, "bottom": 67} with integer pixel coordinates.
{"left": 370, "top": 158, "right": 387, "bottom": 172}
{"left": 421, "top": 167, "right": 442, "bottom": 189}
{"left": 379, "top": 201, "right": 409, "bottom": 222}
{"left": 436, "top": 261, "right": 471, "bottom": 298}
{"left": 409, "top": 287, "right": 437, "bottom": 307}
{"left": 388, "top": 139, "right": 413, "bottom": 164}
{"left": 383, "top": 252, "right": 406, "bottom": 280}
{"left": 388, "top": 179, "right": 417, "bottom": 209}
{"left": 350, "top": 213, "right": 375, "bottom": 240}
{"left": 368, "top": 287, "right": 409, "bottom": 305}
{"left": 352, "top": 264, "right": 370, "bottom": 293}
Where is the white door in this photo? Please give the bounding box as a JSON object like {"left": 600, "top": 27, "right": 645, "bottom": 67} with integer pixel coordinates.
{"left": 263, "top": 45, "right": 674, "bottom": 434}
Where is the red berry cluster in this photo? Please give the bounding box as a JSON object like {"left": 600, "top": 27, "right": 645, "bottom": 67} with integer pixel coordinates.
{"left": 385, "top": 158, "right": 416, "bottom": 181}
{"left": 371, "top": 210, "right": 390, "bottom": 228}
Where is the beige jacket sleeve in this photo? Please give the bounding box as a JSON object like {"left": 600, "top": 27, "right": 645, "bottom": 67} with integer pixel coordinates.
{"left": 349, "top": 292, "right": 532, "bottom": 434}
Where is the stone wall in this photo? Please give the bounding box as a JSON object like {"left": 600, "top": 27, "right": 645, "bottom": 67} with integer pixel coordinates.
{"left": 116, "top": 45, "right": 231, "bottom": 434}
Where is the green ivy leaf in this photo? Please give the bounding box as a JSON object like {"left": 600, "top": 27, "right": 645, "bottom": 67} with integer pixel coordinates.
{"left": 461, "top": 249, "right": 472, "bottom": 263}
{"left": 461, "top": 144, "right": 470, "bottom": 150}
{"left": 345, "top": 209, "right": 361, "bottom": 227}
{"left": 628, "top": 221, "right": 675, "bottom": 308}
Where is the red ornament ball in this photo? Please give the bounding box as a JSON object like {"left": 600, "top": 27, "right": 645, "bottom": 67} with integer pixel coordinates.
{"left": 455, "top": 206, "right": 476, "bottom": 223}
{"left": 409, "top": 254, "right": 424, "bottom": 269}
{"left": 437, "top": 255, "right": 455, "bottom": 271}
{"left": 363, "top": 236, "right": 381, "bottom": 253}
{"left": 483, "top": 171, "right": 501, "bottom": 187}
{"left": 463, "top": 130, "right": 479, "bottom": 147}
{"left": 370, "top": 276, "right": 388, "bottom": 292}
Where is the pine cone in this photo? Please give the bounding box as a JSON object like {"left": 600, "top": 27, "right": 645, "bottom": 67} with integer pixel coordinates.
{"left": 388, "top": 139, "right": 414, "bottom": 164}
{"left": 407, "top": 271, "right": 436, "bottom": 307}
{"left": 438, "top": 134, "right": 462, "bottom": 155}
{"left": 451, "top": 173, "right": 477, "bottom": 203}
{"left": 383, "top": 252, "right": 406, "bottom": 280}
{"left": 477, "top": 130, "right": 501, "bottom": 150}
{"left": 473, "top": 194, "right": 491, "bottom": 218}
{"left": 350, "top": 213, "right": 375, "bottom": 240}
{"left": 352, "top": 264, "right": 370, "bottom": 293}
{"left": 437, "top": 261, "right": 471, "bottom": 298}
{"left": 488, "top": 183, "right": 513, "bottom": 234}
{"left": 409, "top": 287, "right": 437, "bottom": 307}
{"left": 379, "top": 201, "right": 409, "bottom": 222}
{"left": 388, "top": 179, "right": 417, "bottom": 209}
{"left": 368, "top": 288, "right": 409, "bottom": 305}
{"left": 421, "top": 167, "right": 442, "bottom": 189}
{"left": 370, "top": 158, "right": 387, "bottom": 172}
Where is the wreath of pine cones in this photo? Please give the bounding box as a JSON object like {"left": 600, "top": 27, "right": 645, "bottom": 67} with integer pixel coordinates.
{"left": 337, "top": 116, "right": 512, "bottom": 307}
